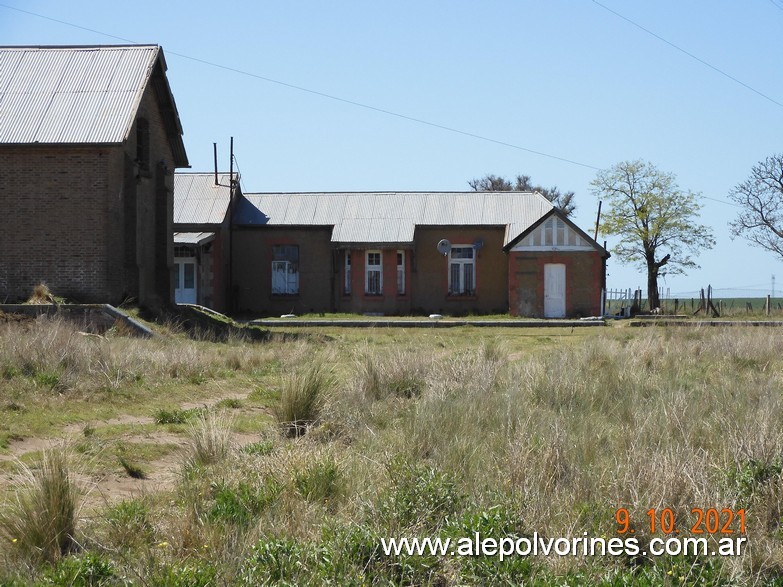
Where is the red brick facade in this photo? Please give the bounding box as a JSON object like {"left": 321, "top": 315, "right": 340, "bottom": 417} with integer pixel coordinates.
{"left": 507, "top": 251, "right": 605, "bottom": 318}
{"left": 0, "top": 71, "right": 181, "bottom": 307}
{"left": 229, "top": 224, "right": 605, "bottom": 317}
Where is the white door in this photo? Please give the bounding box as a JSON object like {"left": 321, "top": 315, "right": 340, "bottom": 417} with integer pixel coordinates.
{"left": 544, "top": 263, "right": 566, "bottom": 318}
{"left": 174, "top": 258, "right": 197, "bottom": 304}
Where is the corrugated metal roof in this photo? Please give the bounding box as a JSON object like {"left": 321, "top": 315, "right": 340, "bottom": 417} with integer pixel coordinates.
{"left": 174, "top": 172, "right": 233, "bottom": 224}
{"left": 0, "top": 45, "right": 162, "bottom": 145}
{"left": 238, "top": 192, "right": 554, "bottom": 246}
{"left": 174, "top": 232, "right": 215, "bottom": 245}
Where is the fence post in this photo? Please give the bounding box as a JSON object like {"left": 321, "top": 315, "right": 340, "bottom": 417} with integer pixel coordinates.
{"left": 767, "top": 295, "right": 771, "bottom": 316}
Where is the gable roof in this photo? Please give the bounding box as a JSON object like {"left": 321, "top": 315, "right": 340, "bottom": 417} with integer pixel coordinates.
{"left": 504, "top": 207, "right": 609, "bottom": 257}
{"left": 0, "top": 44, "right": 188, "bottom": 166}
{"left": 174, "top": 172, "right": 235, "bottom": 225}
{"left": 236, "top": 191, "right": 555, "bottom": 246}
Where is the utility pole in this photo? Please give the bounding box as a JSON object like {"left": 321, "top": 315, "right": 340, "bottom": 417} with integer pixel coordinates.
{"left": 773, "top": 274, "right": 776, "bottom": 299}
{"left": 228, "top": 137, "right": 235, "bottom": 313}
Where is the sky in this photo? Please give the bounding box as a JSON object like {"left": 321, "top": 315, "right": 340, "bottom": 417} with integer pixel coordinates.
{"left": 2, "top": 1, "right": 782, "bottom": 299}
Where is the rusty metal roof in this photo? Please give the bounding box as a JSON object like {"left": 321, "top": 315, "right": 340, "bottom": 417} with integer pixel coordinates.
{"left": 238, "top": 191, "right": 554, "bottom": 246}
{"left": 0, "top": 45, "right": 188, "bottom": 165}
{"left": 174, "top": 172, "right": 234, "bottom": 225}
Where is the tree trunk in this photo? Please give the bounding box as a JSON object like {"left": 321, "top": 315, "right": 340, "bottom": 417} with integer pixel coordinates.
{"left": 647, "top": 269, "right": 660, "bottom": 311}
{"left": 646, "top": 252, "right": 670, "bottom": 311}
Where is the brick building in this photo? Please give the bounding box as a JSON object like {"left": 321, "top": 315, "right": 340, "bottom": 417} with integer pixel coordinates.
{"left": 172, "top": 172, "right": 235, "bottom": 309}
{"left": 0, "top": 45, "right": 188, "bottom": 307}
{"left": 173, "top": 183, "right": 609, "bottom": 318}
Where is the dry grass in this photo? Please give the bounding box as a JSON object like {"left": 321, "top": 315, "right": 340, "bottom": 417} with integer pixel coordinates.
{"left": 26, "top": 283, "right": 57, "bottom": 305}
{"left": 274, "top": 361, "right": 334, "bottom": 437}
{"left": 2, "top": 321, "right": 783, "bottom": 584}
{"left": 0, "top": 447, "right": 80, "bottom": 564}
{"left": 186, "top": 410, "right": 235, "bottom": 467}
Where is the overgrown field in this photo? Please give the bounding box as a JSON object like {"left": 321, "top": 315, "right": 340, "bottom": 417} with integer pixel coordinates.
{"left": 1, "top": 317, "right": 783, "bottom": 585}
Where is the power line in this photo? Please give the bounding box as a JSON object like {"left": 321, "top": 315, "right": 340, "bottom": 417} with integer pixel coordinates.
{"left": 0, "top": 2, "right": 600, "bottom": 171}
{"left": 768, "top": 0, "right": 783, "bottom": 13}
{"left": 700, "top": 195, "right": 741, "bottom": 208}
{"left": 591, "top": 0, "right": 783, "bottom": 110}
{"left": 0, "top": 1, "right": 769, "bottom": 201}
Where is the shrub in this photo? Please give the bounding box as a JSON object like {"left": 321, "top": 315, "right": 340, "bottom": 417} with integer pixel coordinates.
{"left": 274, "top": 363, "right": 333, "bottom": 437}
{"left": 0, "top": 448, "right": 80, "bottom": 563}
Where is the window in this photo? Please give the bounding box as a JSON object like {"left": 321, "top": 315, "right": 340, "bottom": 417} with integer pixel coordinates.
{"left": 544, "top": 218, "right": 554, "bottom": 245}
{"left": 397, "top": 250, "right": 405, "bottom": 295}
{"left": 344, "top": 251, "right": 352, "bottom": 295}
{"left": 174, "top": 246, "right": 195, "bottom": 258}
{"left": 365, "top": 250, "right": 382, "bottom": 295}
{"left": 272, "top": 245, "right": 299, "bottom": 295}
{"left": 448, "top": 246, "right": 475, "bottom": 296}
{"left": 556, "top": 219, "right": 566, "bottom": 245}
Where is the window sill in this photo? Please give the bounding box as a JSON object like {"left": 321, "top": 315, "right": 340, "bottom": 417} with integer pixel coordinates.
{"left": 271, "top": 294, "right": 300, "bottom": 299}
{"left": 363, "top": 293, "right": 384, "bottom": 299}
{"left": 446, "top": 294, "right": 478, "bottom": 301}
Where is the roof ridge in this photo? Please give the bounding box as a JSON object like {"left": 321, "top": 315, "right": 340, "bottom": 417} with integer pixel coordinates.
{"left": 0, "top": 44, "right": 160, "bottom": 50}
{"left": 240, "top": 190, "right": 539, "bottom": 196}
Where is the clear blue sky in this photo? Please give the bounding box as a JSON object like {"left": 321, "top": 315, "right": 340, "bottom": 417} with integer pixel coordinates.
{"left": 3, "top": 1, "right": 782, "bottom": 299}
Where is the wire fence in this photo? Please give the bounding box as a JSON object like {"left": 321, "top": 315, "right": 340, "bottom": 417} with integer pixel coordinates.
{"left": 604, "top": 286, "right": 783, "bottom": 317}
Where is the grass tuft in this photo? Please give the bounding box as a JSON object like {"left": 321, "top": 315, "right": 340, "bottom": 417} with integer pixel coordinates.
{"left": 0, "top": 447, "right": 80, "bottom": 564}
{"left": 186, "top": 410, "right": 234, "bottom": 466}
{"left": 274, "top": 362, "right": 333, "bottom": 437}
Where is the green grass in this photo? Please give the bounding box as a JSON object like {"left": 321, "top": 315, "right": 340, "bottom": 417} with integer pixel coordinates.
{"left": 3, "top": 317, "right": 783, "bottom": 584}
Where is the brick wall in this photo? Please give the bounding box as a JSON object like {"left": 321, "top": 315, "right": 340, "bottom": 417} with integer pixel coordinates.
{"left": 508, "top": 251, "right": 604, "bottom": 317}
{"left": 232, "top": 227, "right": 334, "bottom": 315}
{"left": 335, "top": 248, "right": 413, "bottom": 315}
{"left": 0, "top": 85, "right": 177, "bottom": 306}
{"left": 411, "top": 227, "right": 508, "bottom": 315}
{"left": 0, "top": 146, "right": 115, "bottom": 302}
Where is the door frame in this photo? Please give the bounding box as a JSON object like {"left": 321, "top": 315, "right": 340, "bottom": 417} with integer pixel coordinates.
{"left": 174, "top": 257, "right": 198, "bottom": 304}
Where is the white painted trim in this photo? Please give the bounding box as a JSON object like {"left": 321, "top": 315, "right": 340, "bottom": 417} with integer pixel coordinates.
{"left": 365, "top": 250, "right": 383, "bottom": 294}
{"left": 511, "top": 245, "right": 596, "bottom": 252}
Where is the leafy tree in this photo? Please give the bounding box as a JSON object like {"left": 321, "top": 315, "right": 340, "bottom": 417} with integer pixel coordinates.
{"left": 468, "top": 173, "right": 576, "bottom": 217}
{"left": 728, "top": 154, "right": 783, "bottom": 260}
{"left": 590, "top": 160, "right": 715, "bottom": 310}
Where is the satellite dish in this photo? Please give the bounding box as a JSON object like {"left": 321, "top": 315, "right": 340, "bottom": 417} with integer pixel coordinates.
{"left": 473, "top": 239, "right": 484, "bottom": 250}
{"left": 436, "top": 239, "right": 452, "bottom": 256}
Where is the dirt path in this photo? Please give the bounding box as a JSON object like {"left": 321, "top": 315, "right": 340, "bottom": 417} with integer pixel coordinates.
{"left": 0, "top": 388, "right": 271, "bottom": 505}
